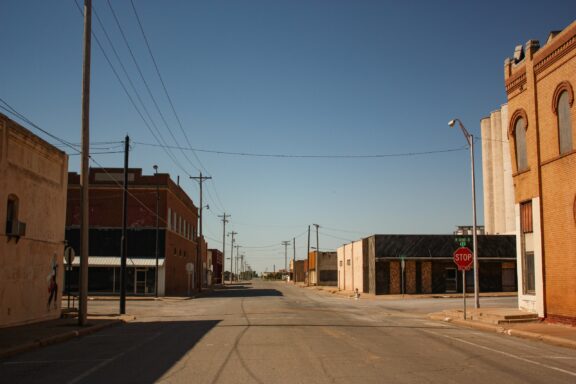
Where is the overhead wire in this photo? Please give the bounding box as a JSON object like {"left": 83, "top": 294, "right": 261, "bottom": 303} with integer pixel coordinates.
{"left": 132, "top": 140, "right": 469, "bottom": 159}
{"left": 102, "top": 0, "right": 198, "bottom": 175}
{"left": 73, "top": 0, "right": 189, "bottom": 177}
{"left": 129, "top": 0, "right": 227, "bottom": 214}
{"left": 0, "top": 99, "right": 79, "bottom": 153}
{"left": 1, "top": 100, "right": 170, "bottom": 229}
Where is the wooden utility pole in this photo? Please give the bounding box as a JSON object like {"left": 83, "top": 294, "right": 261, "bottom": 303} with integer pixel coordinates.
{"left": 218, "top": 213, "right": 230, "bottom": 285}
{"left": 293, "top": 237, "right": 296, "bottom": 282}
{"left": 153, "top": 165, "right": 159, "bottom": 297}
{"left": 282, "top": 241, "right": 290, "bottom": 280}
{"left": 120, "top": 136, "right": 130, "bottom": 314}
{"left": 306, "top": 225, "right": 310, "bottom": 286}
{"left": 234, "top": 245, "right": 241, "bottom": 281}
{"left": 190, "top": 173, "right": 212, "bottom": 292}
{"left": 228, "top": 231, "right": 237, "bottom": 283}
{"left": 313, "top": 224, "right": 319, "bottom": 286}
{"left": 79, "top": 0, "right": 92, "bottom": 326}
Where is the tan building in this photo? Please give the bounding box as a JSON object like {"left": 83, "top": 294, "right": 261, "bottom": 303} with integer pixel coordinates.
{"left": 337, "top": 235, "right": 516, "bottom": 295}
{"left": 308, "top": 251, "right": 337, "bottom": 286}
{"left": 337, "top": 240, "right": 367, "bottom": 293}
{"left": 0, "top": 113, "right": 68, "bottom": 327}
{"left": 504, "top": 21, "right": 576, "bottom": 324}
{"left": 481, "top": 105, "right": 516, "bottom": 235}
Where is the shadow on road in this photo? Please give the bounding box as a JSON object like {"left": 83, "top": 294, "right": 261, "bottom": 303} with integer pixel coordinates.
{"left": 1, "top": 320, "right": 220, "bottom": 383}
{"left": 204, "top": 284, "right": 283, "bottom": 298}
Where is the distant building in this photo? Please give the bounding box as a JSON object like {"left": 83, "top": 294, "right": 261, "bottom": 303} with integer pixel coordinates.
{"left": 481, "top": 105, "right": 516, "bottom": 235}
{"left": 503, "top": 21, "right": 576, "bottom": 324}
{"left": 308, "top": 251, "right": 337, "bottom": 286}
{"left": 292, "top": 260, "right": 307, "bottom": 283}
{"left": 453, "top": 225, "right": 485, "bottom": 235}
{"left": 337, "top": 235, "right": 517, "bottom": 295}
{"left": 208, "top": 248, "right": 223, "bottom": 285}
{"left": 0, "top": 113, "right": 68, "bottom": 327}
{"left": 66, "top": 168, "right": 205, "bottom": 296}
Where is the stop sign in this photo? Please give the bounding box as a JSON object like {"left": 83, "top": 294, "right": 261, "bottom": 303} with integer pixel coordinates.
{"left": 453, "top": 247, "right": 473, "bottom": 270}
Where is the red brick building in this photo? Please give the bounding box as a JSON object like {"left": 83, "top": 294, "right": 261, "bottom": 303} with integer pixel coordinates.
{"left": 504, "top": 21, "right": 576, "bottom": 324}
{"left": 66, "top": 168, "right": 206, "bottom": 296}
{"left": 208, "top": 249, "right": 223, "bottom": 285}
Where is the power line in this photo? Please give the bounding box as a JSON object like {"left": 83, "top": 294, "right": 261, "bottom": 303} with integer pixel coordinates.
{"left": 0, "top": 99, "right": 79, "bottom": 153}
{"left": 129, "top": 0, "right": 228, "bottom": 214}
{"left": 104, "top": 0, "right": 200, "bottom": 174}
{"left": 73, "top": 0, "right": 189, "bottom": 177}
{"left": 132, "top": 140, "right": 469, "bottom": 159}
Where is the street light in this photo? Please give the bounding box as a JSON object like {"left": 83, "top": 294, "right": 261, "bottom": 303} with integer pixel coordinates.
{"left": 153, "top": 165, "right": 159, "bottom": 298}
{"left": 448, "top": 118, "right": 480, "bottom": 308}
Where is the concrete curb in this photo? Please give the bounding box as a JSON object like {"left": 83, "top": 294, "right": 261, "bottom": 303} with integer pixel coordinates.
{"left": 0, "top": 316, "right": 134, "bottom": 360}
{"left": 429, "top": 315, "right": 576, "bottom": 351}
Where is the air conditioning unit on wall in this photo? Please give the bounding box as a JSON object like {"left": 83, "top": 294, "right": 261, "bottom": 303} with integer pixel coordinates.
{"left": 6, "top": 220, "right": 26, "bottom": 237}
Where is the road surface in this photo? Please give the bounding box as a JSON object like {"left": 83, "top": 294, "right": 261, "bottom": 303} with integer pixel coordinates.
{"left": 1, "top": 281, "right": 575, "bottom": 383}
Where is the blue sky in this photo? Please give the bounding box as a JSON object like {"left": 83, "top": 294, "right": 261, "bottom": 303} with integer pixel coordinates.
{"left": 1, "top": 1, "right": 574, "bottom": 273}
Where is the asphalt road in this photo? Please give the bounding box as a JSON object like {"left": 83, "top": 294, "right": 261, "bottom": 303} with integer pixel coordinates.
{"left": 2, "top": 281, "right": 576, "bottom": 383}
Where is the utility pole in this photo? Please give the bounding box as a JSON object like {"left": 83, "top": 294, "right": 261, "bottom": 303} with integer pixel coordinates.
{"left": 306, "top": 225, "right": 310, "bottom": 286}
{"left": 293, "top": 237, "right": 296, "bottom": 282}
{"left": 313, "top": 224, "right": 320, "bottom": 286}
{"left": 240, "top": 254, "right": 244, "bottom": 281}
{"left": 120, "top": 136, "right": 130, "bottom": 314}
{"left": 282, "top": 241, "right": 290, "bottom": 280}
{"left": 153, "top": 165, "right": 159, "bottom": 297}
{"left": 79, "top": 0, "right": 92, "bottom": 327}
{"left": 218, "top": 213, "right": 230, "bottom": 285}
{"left": 190, "top": 172, "right": 212, "bottom": 293}
{"left": 234, "top": 245, "right": 241, "bottom": 281}
{"left": 228, "top": 231, "right": 237, "bottom": 283}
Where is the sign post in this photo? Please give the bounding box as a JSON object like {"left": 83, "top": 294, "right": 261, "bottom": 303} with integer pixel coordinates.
{"left": 64, "top": 246, "right": 75, "bottom": 309}
{"left": 453, "top": 247, "right": 473, "bottom": 320}
{"left": 186, "top": 263, "right": 194, "bottom": 297}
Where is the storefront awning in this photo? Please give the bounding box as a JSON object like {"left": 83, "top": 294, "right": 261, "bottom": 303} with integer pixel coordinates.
{"left": 71, "top": 257, "right": 165, "bottom": 267}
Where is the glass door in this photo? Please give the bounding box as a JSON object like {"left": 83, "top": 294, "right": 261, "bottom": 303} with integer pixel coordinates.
{"left": 135, "top": 268, "right": 148, "bottom": 295}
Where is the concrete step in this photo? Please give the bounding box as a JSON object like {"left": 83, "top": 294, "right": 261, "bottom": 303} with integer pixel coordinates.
{"left": 471, "top": 310, "right": 539, "bottom": 325}
{"left": 430, "top": 308, "right": 539, "bottom": 325}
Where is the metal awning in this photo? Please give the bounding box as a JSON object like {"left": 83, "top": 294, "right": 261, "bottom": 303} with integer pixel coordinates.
{"left": 71, "top": 257, "right": 165, "bottom": 267}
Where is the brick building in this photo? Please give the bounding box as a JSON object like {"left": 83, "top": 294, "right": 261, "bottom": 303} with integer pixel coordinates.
{"left": 0, "top": 113, "right": 68, "bottom": 327}
{"left": 66, "top": 168, "right": 206, "bottom": 296}
{"left": 504, "top": 21, "right": 576, "bottom": 324}
{"left": 208, "top": 248, "right": 223, "bottom": 285}
{"left": 337, "top": 235, "right": 517, "bottom": 295}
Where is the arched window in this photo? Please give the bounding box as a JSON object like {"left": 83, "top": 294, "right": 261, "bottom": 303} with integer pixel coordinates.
{"left": 557, "top": 90, "right": 573, "bottom": 154}
{"left": 514, "top": 117, "right": 528, "bottom": 172}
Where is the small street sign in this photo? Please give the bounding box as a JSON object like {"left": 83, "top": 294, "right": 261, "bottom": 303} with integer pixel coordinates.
{"left": 453, "top": 247, "right": 473, "bottom": 271}
{"left": 454, "top": 236, "right": 471, "bottom": 247}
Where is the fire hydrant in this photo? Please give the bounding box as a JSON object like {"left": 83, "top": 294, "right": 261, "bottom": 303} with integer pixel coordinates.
{"left": 354, "top": 288, "right": 360, "bottom": 300}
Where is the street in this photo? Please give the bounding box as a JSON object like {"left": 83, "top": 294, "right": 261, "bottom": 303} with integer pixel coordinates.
{"left": 1, "top": 281, "right": 576, "bottom": 383}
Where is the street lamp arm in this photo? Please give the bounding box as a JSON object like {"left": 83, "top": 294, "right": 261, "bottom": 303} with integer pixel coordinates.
{"left": 449, "top": 118, "right": 472, "bottom": 146}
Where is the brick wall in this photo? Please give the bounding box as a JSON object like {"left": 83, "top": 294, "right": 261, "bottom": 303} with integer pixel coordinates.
{"left": 505, "top": 21, "right": 576, "bottom": 320}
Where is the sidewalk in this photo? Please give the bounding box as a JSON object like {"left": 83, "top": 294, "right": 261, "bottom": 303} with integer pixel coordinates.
{"left": 301, "top": 284, "right": 576, "bottom": 350}
{"left": 429, "top": 308, "right": 576, "bottom": 350}
{"left": 0, "top": 313, "right": 135, "bottom": 360}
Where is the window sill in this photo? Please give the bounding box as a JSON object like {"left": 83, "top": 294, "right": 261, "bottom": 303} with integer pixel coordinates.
{"left": 541, "top": 148, "right": 576, "bottom": 166}
{"left": 513, "top": 168, "right": 531, "bottom": 177}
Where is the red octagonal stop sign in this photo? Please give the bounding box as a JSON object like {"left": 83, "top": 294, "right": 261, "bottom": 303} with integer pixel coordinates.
{"left": 453, "top": 247, "right": 473, "bottom": 270}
